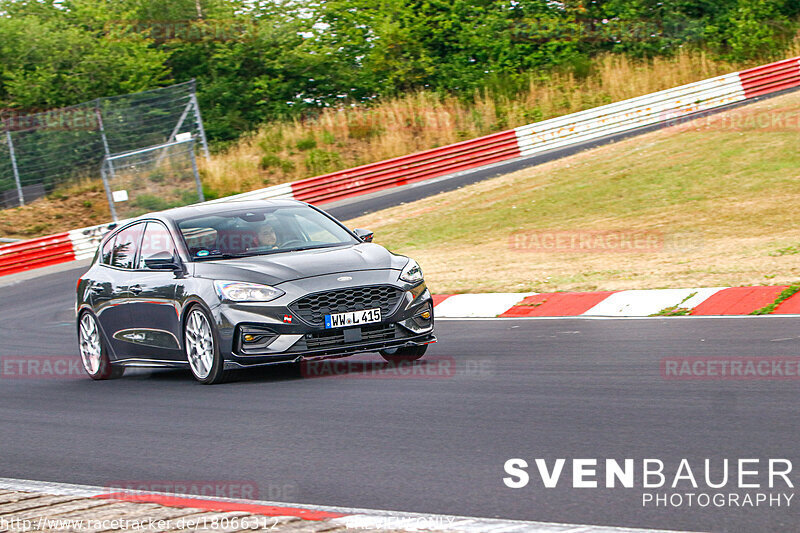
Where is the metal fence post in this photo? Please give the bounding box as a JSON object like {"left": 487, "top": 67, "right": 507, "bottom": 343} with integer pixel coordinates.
{"left": 95, "top": 104, "right": 120, "bottom": 219}
{"left": 189, "top": 143, "right": 205, "bottom": 203}
{"left": 100, "top": 161, "right": 118, "bottom": 222}
{"left": 189, "top": 90, "right": 211, "bottom": 161}
{"left": 168, "top": 100, "right": 193, "bottom": 144}
{"left": 95, "top": 104, "right": 112, "bottom": 161}
{"left": 154, "top": 99, "right": 194, "bottom": 167}
{"left": 5, "top": 130, "right": 24, "bottom": 207}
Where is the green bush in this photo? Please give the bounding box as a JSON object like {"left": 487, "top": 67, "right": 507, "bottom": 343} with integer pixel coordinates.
{"left": 348, "top": 122, "right": 381, "bottom": 140}
{"left": 202, "top": 184, "right": 220, "bottom": 201}
{"left": 181, "top": 190, "right": 200, "bottom": 204}
{"left": 258, "top": 128, "right": 284, "bottom": 154}
{"left": 321, "top": 130, "right": 336, "bottom": 144}
{"left": 260, "top": 153, "right": 295, "bottom": 173}
{"left": 295, "top": 136, "right": 317, "bottom": 151}
{"left": 148, "top": 170, "right": 167, "bottom": 183}
{"left": 132, "top": 194, "right": 173, "bottom": 211}
{"left": 305, "top": 149, "right": 342, "bottom": 175}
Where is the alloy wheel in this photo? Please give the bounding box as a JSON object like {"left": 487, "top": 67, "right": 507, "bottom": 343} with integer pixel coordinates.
{"left": 79, "top": 313, "right": 102, "bottom": 375}
{"left": 186, "top": 309, "right": 214, "bottom": 379}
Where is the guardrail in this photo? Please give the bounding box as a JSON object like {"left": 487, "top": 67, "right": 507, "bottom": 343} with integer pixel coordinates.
{"left": 0, "top": 233, "right": 75, "bottom": 276}
{"left": 291, "top": 130, "right": 521, "bottom": 204}
{"left": 2, "top": 55, "right": 799, "bottom": 276}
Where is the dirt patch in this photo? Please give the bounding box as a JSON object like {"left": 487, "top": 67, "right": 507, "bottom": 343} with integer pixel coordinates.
{"left": 0, "top": 183, "right": 110, "bottom": 239}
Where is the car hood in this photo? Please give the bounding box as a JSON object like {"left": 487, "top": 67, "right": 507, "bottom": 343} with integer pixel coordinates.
{"left": 191, "top": 243, "right": 408, "bottom": 285}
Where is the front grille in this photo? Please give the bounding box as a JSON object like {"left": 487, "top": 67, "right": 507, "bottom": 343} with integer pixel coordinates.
{"left": 289, "top": 285, "right": 404, "bottom": 326}
{"left": 305, "top": 324, "right": 398, "bottom": 350}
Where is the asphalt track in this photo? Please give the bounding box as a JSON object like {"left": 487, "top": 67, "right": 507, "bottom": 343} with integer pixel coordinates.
{"left": 1, "top": 263, "right": 799, "bottom": 533}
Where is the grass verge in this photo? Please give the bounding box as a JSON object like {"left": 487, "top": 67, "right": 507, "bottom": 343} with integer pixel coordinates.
{"left": 343, "top": 90, "right": 800, "bottom": 294}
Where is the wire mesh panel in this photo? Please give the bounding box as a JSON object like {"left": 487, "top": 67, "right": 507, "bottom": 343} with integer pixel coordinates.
{"left": 5, "top": 104, "right": 101, "bottom": 205}
{"left": 0, "top": 133, "right": 17, "bottom": 208}
{"left": 96, "top": 81, "right": 200, "bottom": 154}
{"left": 0, "top": 80, "right": 207, "bottom": 210}
{"left": 102, "top": 139, "right": 204, "bottom": 220}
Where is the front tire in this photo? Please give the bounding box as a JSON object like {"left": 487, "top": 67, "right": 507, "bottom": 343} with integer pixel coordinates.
{"left": 184, "top": 305, "right": 228, "bottom": 384}
{"left": 78, "top": 312, "right": 124, "bottom": 380}
{"left": 379, "top": 344, "right": 427, "bottom": 363}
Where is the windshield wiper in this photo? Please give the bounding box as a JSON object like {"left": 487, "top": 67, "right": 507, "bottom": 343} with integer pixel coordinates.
{"left": 194, "top": 243, "right": 348, "bottom": 261}
{"left": 284, "top": 243, "right": 346, "bottom": 252}
{"left": 193, "top": 251, "right": 254, "bottom": 261}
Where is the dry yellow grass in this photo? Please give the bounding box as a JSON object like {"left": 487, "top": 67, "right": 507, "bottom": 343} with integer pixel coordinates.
{"left": 0, "top": 180, "right": 110, "bottom": 239}
{"left": 343, "top": 90, "right": 800, "bottom": 294}
{"left": 201, "top": 48, "right": 781, "bottom": 197}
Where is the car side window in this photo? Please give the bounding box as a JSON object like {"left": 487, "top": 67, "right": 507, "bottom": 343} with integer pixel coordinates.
{"left": 101, "top": 235, "right": 116, "bottom": 265}
{"left": 138, "top": 222, "right": 178, "bottom": 269}
{"left": 110, "top": 223, "right": 145, "bottom": 269}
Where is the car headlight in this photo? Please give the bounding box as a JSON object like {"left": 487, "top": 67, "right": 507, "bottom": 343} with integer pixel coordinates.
{"left": 399, "top": 259, "right": 424, "bottom": 284}
{"left": 214, "top": 281, "right": 284, "bottom": 302}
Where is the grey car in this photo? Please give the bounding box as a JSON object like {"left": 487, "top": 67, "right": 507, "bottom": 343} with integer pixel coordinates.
{"left": 76, "top": 200, "right": 436, "bottom": 384}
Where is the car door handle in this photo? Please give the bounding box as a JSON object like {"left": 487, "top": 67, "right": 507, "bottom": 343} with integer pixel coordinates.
{"left": 129, "top": 285, "right": 143, "bottom": 295}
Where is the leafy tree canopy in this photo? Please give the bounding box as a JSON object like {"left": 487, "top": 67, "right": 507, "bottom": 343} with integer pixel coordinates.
{"left": 1, "top": 0, "right": 798, "bottom": 141}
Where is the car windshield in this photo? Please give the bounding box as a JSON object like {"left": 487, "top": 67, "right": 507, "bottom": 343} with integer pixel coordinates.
{"left": 177, "top": 205, "right": 358, "bottom": 260}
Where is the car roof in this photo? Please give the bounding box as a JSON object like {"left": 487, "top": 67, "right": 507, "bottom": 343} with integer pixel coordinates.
{"left": 99, "top": 199, "right": 314, "bottom": 248}
{"left": 144, "top": 199, "right": 308, "bottom": 223}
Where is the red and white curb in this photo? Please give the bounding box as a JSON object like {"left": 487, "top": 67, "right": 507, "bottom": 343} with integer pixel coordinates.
{"left": 433, "top": 293, "right": 537, "bottom": 318}
{"left": 0, "top": 477, "right": 695, "bottom": 533}
{"left": 434, "top": 286, "right": 800, "bottom": 318}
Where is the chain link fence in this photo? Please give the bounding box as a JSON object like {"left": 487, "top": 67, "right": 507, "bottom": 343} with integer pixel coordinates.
{"left": 101, "top": 138, "right": 203, "bottom": 220}
{"left": 0, "top": 80, "right": 209, "bottom": 214}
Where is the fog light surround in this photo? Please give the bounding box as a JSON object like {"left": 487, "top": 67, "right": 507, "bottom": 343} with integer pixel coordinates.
{"left": 237, "top": 325, "right": 279, "bottom": 355}
{"left": 399, "top": 303, "right": 434, "bottom": 334}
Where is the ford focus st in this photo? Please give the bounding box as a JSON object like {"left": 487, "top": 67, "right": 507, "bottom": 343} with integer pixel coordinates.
{"left": 76, "top": 200, "right": 436, "bottom": 384}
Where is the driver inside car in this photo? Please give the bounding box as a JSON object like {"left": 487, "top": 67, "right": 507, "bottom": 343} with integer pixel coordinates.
{"left": 256, "top": 223, "right": 278, "bottom": 249}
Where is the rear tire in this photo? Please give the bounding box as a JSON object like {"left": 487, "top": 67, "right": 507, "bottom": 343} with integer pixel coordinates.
{"left": 379, "top": 344, "right": 427, "bottom": 363}
{"left": 78, "top": 312, "right": 124, "bottom": 380}
{"left": 184, "top": 305, "right": 228, "bottom": 384}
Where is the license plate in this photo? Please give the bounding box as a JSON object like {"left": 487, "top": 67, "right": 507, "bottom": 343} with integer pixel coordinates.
{"left": 325, "top": 308, "right": 381, "bottom": 329}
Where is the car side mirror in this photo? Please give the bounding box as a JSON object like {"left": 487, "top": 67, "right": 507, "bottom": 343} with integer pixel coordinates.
{"left": 353, "top": 228, "right": 374, "bottom": 242}
{"left": 143, "top": 251, "right": 180, "bottom": 270}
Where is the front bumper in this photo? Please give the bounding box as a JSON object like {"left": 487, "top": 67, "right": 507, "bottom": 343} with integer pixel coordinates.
{"left": 211, "top": 275, "right": 435, "bottom": 367}
{"left": 223, "top": 332, "right": 437, "bottom": 370}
